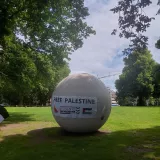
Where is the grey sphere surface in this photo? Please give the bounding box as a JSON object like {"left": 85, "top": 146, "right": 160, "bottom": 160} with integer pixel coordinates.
{"left": 51, "top": 73, "right": 111, "bottom": 133}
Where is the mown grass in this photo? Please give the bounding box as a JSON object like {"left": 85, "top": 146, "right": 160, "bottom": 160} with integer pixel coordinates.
{"left": 0, "top": 107, "right": 160, "bottom": 160}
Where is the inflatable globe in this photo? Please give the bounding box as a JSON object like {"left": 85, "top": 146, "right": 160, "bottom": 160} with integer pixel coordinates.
{"left": 51, "top": 73, "right": 111, "bottom": 133}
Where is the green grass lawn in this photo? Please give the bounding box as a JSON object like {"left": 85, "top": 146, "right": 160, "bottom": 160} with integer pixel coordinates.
{"left": 0, "top": 107, "right": 160, "bottom": 160}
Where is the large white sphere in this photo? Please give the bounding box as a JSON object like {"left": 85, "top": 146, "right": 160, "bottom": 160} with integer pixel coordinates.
{"left": 51, "top": 73, "right": 111, "bottom": 133}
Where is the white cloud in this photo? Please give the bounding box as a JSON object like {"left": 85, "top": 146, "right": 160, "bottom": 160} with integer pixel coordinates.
{"left": 69, "top": 0, "right": 160, "bottom": 90}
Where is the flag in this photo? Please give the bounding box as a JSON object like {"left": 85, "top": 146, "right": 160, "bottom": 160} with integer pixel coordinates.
{"left": 83, "top": 108, "right": 92, "bottom": 114}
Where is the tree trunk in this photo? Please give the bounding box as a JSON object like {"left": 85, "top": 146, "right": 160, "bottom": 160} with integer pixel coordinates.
{"left": 19, "top": 95, "right": 24, "bottom": 106}
{"left": 137, "top": 96, "right": 146, "bottom": 106}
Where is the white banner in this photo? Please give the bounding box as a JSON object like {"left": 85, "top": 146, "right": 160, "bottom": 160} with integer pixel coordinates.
{"left": 52, "top": 96, "right": 97, "bottom": 118}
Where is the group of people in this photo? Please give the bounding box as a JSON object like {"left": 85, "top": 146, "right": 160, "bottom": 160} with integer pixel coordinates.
{"left": 0, "top": 105, "right": 9, "bottom": 123}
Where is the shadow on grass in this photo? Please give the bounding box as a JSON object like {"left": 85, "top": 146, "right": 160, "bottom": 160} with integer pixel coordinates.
{"left": 1, "top": 112, "right": 35, "bottom": 126}
{"left": 0, "top": 126, "right": 160, "bottom": 160}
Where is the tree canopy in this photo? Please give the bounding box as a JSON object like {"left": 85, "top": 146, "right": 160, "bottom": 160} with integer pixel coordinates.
{"left": 115, "top": 49, "right": 156, "bottom": 106}
{"left": 155, "top": 39, "right": 160, "bottom": 49}
{"left": 0, "top": 0, "right": 95, "bottom": 106}
{"left": 0, "top": 0, "right": 95, "bottom": 55}
{"left": 111, "top": 0, "right": 160, "bottom": 54}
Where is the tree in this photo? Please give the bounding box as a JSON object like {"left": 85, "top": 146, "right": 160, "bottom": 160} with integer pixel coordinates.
{"left": 0, "top": 45, "right": 70, "bottom": 106}
{"left": 0, "top": 41, "right": 71, "bottom": 106}
{"left": 115, "top": 49, "right": 156, "bottom": 106}
{"left": 0, "top": 0, "right": 95, "bottom": 85}
{"left": 116, "top": 96, "right": 137, "bottom": 106}
{"left": 27, "top": 54, "right": 70, "bottom": 106}
{"left": 151, "top": 63, "right": 160, "bottom": 105}
{"left": 111, "top": 0, "right": 160, "bottom": 54}
{"left": 0, "top": 42, "right": 37, "bottom": 105}
{"left": 0, "top": 0, "right": 95, "bottom": 56}
{"left": 0, "top": 0, "right": 95, "bottom": 105}
{"left": 155, "top": 39, "right": 160, "bottom": 49}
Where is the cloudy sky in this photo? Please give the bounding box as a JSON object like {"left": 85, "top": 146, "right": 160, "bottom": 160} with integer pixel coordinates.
{"left": 69, "top": 0, "right": 160, "bottom": 91}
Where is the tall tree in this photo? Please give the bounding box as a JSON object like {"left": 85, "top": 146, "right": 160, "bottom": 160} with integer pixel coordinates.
{"left": 26, "top": 54, "right": 70, "bottom": 106}
{"left": 0, "top": 0, "right": 95, "bottom": 56}
{"left": 115, "top": 49, "right": 156, "bottom": 106}
{"left": 111, "top": 0, "right": 160, "bottom": 54}
{"left": 0, "top": 0, "right": 95, "bottom": 82}
{"left": 152, "top": 63, "right": 160, "bottom": 105}
{"left": 0, "top": 44, "right": 70, "bottom": 106}
{"left": 0, "top": 42, "right": 37, "bottom": 105}
{"left": 0, "top": 0, "right": 95, "bottom": 105}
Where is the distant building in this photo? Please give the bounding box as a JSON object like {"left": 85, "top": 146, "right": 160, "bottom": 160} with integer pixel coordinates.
{"left": 106, "top": 87, "right": 119, "bottom": 106}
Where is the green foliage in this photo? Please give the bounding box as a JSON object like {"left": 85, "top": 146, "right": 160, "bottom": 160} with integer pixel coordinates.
{"left": 0, "top": 46, "right": 70, "bottom": 105}
{"left": 0, "top": 0, "right": 95, "bottom": 55}
{"left": 116, "top": 97, "right": 137, "bottom": 106}
{"left": 151, "top": 64, "right": 160, "bottom": 103}
{"left": 0, "top": 0, "right": 95, "bottom": 105}
{"left": 111, "top": 0, "right": 160, "bottom": 54}
{"left": 155, "top": 39, "right": 160, "bottom": 49}
{"left": 148, "top": 96, "right": 155, "bottom": 106}
{"left": 115, "top": 50, "right": 156, "bottom": 106}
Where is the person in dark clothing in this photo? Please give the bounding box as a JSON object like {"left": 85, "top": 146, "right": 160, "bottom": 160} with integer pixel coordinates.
{"left": 0, "top": 105, "right": 9, "bottom": 123}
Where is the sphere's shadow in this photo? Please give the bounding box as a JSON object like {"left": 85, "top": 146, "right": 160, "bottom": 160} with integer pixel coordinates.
{"left": 27, "top": 127, "right": 110, "bottom": 143}
{"left": 58, "top": 128, "right": 111, "bottom": 137}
